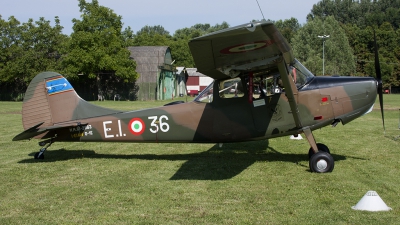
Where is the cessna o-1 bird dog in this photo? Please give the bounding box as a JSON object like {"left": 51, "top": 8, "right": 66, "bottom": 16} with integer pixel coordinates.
{"left": 13, "top": 21, "right": 383, "bottom": 173}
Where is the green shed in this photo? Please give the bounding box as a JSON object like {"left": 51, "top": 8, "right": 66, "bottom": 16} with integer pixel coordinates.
{"left": 128, "top": 46, "right": 176, "bottom": 100}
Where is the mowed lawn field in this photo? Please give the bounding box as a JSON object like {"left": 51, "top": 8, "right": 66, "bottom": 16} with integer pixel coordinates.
{"left": 0, "top": 95, "right": 399, "bottom": 224}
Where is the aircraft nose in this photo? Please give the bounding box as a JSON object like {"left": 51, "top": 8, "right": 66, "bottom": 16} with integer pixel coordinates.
{"left": 315, "top": 76, "right": 377, "bottom": 124}
{"left": 350, "top": 77, "right": 377, "bottom": 102}
{"left": 335, "top": 77, "right": 377, "bottom": 124}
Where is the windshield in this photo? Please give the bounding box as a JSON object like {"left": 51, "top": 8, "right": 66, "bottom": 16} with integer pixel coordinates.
{"left": 195, "top": 81, "right": 214, "bottom": 103}
{"left": 290, "top": 59, "right": 314, "bottom": 88}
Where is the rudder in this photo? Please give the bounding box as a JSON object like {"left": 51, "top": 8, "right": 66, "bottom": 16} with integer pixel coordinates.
{"left": 21, "top": 72, "right": 121, "bottom": 131}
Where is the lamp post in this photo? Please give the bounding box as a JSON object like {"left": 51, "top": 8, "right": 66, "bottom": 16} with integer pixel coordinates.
{"left": 317, "top": 35, "right": 330, "bottom": 75}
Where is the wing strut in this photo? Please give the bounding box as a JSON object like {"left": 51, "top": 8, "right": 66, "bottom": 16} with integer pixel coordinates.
{"left": 277, "top": 60, "right": 320, "bottom": 152}
{"left": 277, "top": 60, "right": 302, "bottom": 128}
{"left": 277, "top": 60, "right": 321, "bottom": 152}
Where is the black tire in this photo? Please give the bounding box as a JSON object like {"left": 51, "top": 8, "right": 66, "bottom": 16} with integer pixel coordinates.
{"left": 308, "top": 143, "right": 330, "bottom": 159}
{"left": 309, "top": 151, "right": 334, "bottom": 173}
{"left": 34, "top": 152, "right": 44, "bottom": 159}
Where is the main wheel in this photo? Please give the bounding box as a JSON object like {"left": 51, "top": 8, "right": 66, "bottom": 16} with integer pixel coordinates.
{"left": 308, "top": 143, "right": 330, "bottom": 159}
{"left": 309, "top": 151, "right": 334, "bottom": 173}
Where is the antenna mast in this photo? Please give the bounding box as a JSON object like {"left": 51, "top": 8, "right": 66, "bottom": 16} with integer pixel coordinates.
{"left": 255, "top": 0, "right": 266, "bottom": 20}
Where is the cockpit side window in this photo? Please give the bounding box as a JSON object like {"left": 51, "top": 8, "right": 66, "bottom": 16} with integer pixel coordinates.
{"left": 194, "top": 77, "right": 244, "bottom": 103}
{"left": 218, "top": 77, "right": 244, "bottom": 99}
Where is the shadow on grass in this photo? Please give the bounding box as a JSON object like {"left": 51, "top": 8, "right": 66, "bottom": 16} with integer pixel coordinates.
{"left": 385, "top": 134, "right": 400, "bottom": 142}
{"left": 19, "top": 140, "right": 349, "bottom": 180}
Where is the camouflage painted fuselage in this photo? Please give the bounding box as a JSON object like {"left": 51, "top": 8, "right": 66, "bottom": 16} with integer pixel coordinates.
{"left": 16, "top": 72, "right": 376, "bottom": 145}
{"left": 68, "top": 77, "right": 376, "bottom": 144}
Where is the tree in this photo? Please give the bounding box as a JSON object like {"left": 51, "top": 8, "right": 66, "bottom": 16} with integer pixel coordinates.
{"left": 129, "top": 25, "right": 172, "bottom": 47}
{"left": 132, "top": 32, "right": 171, "bottom": 47}
{"left": 292, "top": 16, "right": 356, "bottom": 76}
{"left": 136, "top": 25, "right": 170, "bottom": 36}
{"left": 307, "top": 0, "right": 400, "bottom": 90}
{"left": 367, "top": 23, "right": 399, "bottom": 91}
{"left": 0, "top": 15, "right": 67, "bottom": 100}
{"left": 63, "top": 0, "right": 137, "bottom": 99}
{"left": 170, "top": 22, "right": 230, "bottom": 68}
{"left": 275, "top": 18, "right": 301, "bottom": 44}
{"left": 63, "top": 0, "right": 138, "bottom": 98}
{"left": 0, "top": 16, "right": 23, "bottom": 83}
{"left": 121, "top": 26, "right": 135, "bottom": 47}
{"left": 308, "top": 0, "right": 400, "bottom": 29}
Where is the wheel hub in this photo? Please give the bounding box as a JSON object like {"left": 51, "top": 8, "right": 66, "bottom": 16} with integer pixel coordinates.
{"left": 316, "top": 159, "right": 328, "bottom": 170}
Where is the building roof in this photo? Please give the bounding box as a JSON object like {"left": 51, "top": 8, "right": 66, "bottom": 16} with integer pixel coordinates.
{"left": 185, "top": 68, "right": 208, "bottom": 77}
{"left": 127, "top": 46, "right": 171, "bottom": 66}
{"left": 176, "top": 67, "right": 185, "bottom": 75}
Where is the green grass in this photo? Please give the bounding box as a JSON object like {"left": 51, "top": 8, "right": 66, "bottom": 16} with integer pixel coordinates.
{"left": 0, "top": 95, "right": 399, "bottom": 224}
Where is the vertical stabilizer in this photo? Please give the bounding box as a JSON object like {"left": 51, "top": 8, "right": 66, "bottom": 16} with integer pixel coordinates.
{"left": 22, "top": 72, "right": 55, "bottom": 130}
{"left": 22, "top": 72, "right": 122, "bottom": 131}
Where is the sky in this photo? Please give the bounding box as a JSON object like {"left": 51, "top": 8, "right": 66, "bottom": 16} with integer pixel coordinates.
{"left": 1, "top": 0, "right": 320, "bottom": 35}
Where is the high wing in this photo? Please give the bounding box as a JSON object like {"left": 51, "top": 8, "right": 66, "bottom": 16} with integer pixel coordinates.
{"left": 188, "top": 20, "right": 294, "bottom": 80}
{"left": 188, "top": 20, "right": 302, "bottom": 128}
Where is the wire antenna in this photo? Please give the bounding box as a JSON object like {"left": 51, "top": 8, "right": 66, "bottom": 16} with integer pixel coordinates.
{"left": 255, "top": 0, "right": 266, "bottom": 20}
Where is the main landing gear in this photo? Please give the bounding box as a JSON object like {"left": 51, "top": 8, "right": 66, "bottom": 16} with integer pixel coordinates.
{"left": 34, "top": 138, "right": 54, "bottom": 159}
{"left": 303, "top": 128, "right": 335, "bottom": 173}
{"left": 309, "top": 150, "right": 334, "bottom": 173}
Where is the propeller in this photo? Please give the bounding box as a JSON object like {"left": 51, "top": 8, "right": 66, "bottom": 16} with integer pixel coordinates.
{"left": 373, "top": 30, "right": 385, "bottom": 133}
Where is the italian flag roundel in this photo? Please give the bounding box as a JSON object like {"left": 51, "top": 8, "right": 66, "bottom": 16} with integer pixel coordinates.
{"left": 129, "top": 118, "right": 145, "bottom": 136}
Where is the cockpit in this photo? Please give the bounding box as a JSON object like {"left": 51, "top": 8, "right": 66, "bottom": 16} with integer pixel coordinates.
{"left": 194, "top": 59, "right": 314, "bottom": 103}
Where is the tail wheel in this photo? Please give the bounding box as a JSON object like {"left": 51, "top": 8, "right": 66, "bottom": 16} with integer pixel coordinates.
{"left": 309, "top": 151, "right": 334, "bottom": 173}
{"left": 34, "top": 152, "right": 44, "bottom": 159}
{"left": 308, "top": 143, "right": 330, "bottom": 159}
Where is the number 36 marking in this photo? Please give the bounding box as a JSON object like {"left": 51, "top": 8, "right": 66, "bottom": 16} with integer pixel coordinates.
{"left": 148, "top": 115, "right": 170, "bottom": 133}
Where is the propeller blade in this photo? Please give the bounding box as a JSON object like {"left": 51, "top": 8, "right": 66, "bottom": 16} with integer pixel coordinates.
{"left": 373, "top": 30, "right": 385, "bottom": 132}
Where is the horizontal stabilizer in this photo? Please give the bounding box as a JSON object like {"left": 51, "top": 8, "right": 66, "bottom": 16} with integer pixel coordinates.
{"left": 13, "top": 122, "right": 45, "bottom": 141}
{"left": 13, "top": 121, "right": 87, "bottom": 141}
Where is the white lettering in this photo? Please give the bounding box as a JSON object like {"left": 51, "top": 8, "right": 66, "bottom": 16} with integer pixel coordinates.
{"left": 117, "top": 120, "right": 123, "bottom": 137}
{"left": 159, "top": 115, "right": 170, "bottom": 132}
{"left": 148, "top": 115, "right": 170, "bottom": 133}
{"left": 148, "top": 116, "right": 159, "bottom": 133}
{"left": 103, "top": 121, "right": 114, "bottom": 138}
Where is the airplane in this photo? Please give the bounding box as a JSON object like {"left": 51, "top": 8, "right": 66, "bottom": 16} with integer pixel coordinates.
{"left": 13, "top": 20, "right": 383, "bottom": 173}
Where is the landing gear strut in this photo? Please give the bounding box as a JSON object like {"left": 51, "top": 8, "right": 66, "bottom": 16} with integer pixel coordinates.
{"left": 34, "top": 138, "right": 54, "bottom": 159}
{"left": 302, "top": 128, "right": 335, "bottom": 173}
{"left": 308, "top": 143, "right": 330, "bottom": 159}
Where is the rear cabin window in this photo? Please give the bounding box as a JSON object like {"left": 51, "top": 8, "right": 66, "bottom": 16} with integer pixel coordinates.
{"left": 195, "top": 77, "right": 245, "bottom": 103}
{"left": 218, "top": 77, "right": 244, "bottom": 99}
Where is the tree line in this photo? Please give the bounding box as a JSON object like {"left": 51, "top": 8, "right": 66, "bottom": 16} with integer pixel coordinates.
{"left": 1, "top": 0, "right": 399, "bottom": 101}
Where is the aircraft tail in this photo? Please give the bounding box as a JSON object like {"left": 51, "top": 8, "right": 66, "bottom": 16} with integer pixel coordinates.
{"left": 17, "top": 72, "right": 121, "bottom": 140}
